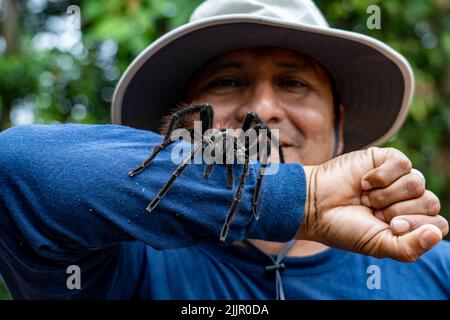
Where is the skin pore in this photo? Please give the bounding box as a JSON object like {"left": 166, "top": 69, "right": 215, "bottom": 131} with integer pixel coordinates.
{"left": 184, "top": 47, "right": 345, "bottom": 257}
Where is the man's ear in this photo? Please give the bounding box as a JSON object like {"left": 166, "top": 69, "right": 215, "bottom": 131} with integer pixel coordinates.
{"left": 337, "top": 104, "right": 345, "bottom": 155}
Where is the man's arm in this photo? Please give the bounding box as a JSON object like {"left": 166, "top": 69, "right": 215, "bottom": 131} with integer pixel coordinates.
{"left": 0, "top": 124, "right": 447, "bottom": 299}
{"left": 0, "top": 124, "right": 305, "bottom": 298}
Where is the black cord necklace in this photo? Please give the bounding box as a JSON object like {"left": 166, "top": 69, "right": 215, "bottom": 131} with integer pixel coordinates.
{"left": 242, "top": 239, "right": 297, "bottom": 300}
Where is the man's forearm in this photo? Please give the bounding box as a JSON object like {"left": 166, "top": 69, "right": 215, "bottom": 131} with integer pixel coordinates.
{"left": 0, "top": 124, "right": 306, "bottom": 262}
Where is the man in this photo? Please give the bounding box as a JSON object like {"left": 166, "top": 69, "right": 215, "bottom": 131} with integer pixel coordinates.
{"left": 0, "top": 0, "right": 448, "bottom": 299}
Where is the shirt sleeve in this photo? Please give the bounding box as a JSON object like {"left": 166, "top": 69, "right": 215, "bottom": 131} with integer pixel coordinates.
{"left": 0, "top": 124, "right": 306, "bottom": 298}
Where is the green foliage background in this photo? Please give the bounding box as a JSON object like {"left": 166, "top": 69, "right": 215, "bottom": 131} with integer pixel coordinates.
{"left": 0, "top": 0, "right": 449, "bottom": 300}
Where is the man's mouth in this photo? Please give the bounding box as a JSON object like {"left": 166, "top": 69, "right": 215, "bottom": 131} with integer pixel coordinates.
{"left": 280, "top": 141, "right": 298, "bottom": 148}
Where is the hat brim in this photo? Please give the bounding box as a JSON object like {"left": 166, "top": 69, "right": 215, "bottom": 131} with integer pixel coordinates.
{"left": 111, "top": 15, "right": 414, "bottom": 153}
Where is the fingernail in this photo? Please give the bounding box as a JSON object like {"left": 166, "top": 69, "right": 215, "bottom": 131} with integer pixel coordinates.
{"left": 419, "top": 229, "right": 439, "bottom": 249}
{"left": 391, "top": 219, "right": 410, "bottom": 233}
{"left": 361, "top": 195, "right": 372, "bottom": 207}
{"left": 361, "top": 180, "right": 372, "bottom": 190}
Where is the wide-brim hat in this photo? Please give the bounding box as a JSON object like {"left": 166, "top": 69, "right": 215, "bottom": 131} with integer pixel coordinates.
{"left": 111, "top": 0, "right": 414, "bottom": 152}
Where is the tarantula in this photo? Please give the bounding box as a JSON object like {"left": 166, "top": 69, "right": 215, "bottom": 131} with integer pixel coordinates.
{"left": 128, "top": 103, "right": 285, "bottom": 242}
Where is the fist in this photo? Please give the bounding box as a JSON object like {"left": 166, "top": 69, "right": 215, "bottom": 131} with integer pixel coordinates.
{"left": 297, "top": 147, "right": 448, "bottom": 262}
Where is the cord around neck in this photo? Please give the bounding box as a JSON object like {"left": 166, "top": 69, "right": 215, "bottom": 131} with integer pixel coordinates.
{"left": 242, "top": 239, "right": 297, "bottom": 300}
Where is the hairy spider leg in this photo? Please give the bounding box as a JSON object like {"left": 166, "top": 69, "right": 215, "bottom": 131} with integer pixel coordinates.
{"left": 226, "top": 164, "right": 234, "bottom": 189}
{"left": 241, "top": 112, "right": 261, "bottom": 131}
{"left": 241, "top": 112, "right": 285, "bottom": 163}
{"left": 128, "top": 139, "right": 174, "bottom": 177}
{"left": 203, "top": 162, "right": 214, "bottom": 178}
{"left": 224, "top": 131, "right": 237, "bottom": 189}
{"left": 250, "top": 123, "right": 273, "bottom": 220}
{"left": 220, "top": 136, "right": 251, "bottom": 242}
{"left": 146, "top": 143, "right": 203, "bottom": 212}
{"left": 129, "top": 104, "right": 214, "bottom": 177}
{"left": 239, "top": 113, "right": 284, "bottom": 219}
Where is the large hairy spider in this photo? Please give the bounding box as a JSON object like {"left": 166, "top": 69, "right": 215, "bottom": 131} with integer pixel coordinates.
{"left": 128, "top": 103, "right": 285, "bottom": 242}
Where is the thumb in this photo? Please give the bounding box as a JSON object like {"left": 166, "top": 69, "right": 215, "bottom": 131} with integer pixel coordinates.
{"left": 383, "top": 224, "right": 442, "bottom": 262}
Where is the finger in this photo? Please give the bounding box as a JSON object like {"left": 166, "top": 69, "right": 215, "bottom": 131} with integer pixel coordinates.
{"left": 390, "top": 215, "right": 449, "bottom": 236}
{"left": 373, "top": 190, "right": 440, "bottom": 222}
{"left": 361, "top": 148, "right": 412, "bottom": 190}
{"left": 362, "top": 173, "right": 425, "bottom": 209}
{"left": 375, "top": 224, "right": 442, "bottom": 262}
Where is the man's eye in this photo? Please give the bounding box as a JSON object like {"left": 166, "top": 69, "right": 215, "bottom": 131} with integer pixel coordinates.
{"left": 209, "top": 78, "right": 243, "bottom": 88}
{"left": 279, "top": 79, "right": 308, "bottom": 88}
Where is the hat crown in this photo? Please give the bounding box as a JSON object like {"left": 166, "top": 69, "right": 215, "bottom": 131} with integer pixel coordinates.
{"left": 190, "top": 0, "right": 329, "bottom": 27}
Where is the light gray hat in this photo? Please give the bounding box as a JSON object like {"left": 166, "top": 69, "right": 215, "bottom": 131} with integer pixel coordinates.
{"left": 111, "top": 0, "right": 414, "bottom": 152}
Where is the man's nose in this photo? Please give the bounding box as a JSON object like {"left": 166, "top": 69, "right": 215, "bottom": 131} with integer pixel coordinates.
{"left": 236, "top": 81, "right": 286, "bottom": 125}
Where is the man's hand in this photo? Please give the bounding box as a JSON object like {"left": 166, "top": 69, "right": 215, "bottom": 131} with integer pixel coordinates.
{"left": 297, "top": 147, "right": 449, "bottom": 262}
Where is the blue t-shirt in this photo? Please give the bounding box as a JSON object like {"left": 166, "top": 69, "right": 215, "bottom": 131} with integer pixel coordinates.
{"left": 0, "top": 124, "right": 449, "bottom": 299}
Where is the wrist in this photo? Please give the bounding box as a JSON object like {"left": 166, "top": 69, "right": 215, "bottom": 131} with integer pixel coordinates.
{"left": 296, "top": 165, "right": 318, "bottom": 240}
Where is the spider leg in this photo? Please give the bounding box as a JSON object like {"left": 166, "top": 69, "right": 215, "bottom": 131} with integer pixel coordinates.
{"left": 129, "top": 104, "right": 213, "bottom": 177}
{"left": 146, "top": 143, "right": 201, "bottom": 212}
{"left": 252, "top": 122, "right": 284, "bottom": 163}
{"left": 220, "top": 160, "right": 250, "bottom": 242}
{"left": 129, "top": 128, "right": 196, "bottom": 177}
{"left": 129, "top": 139, "right": 175, "bottom": 177}
{"left": 224, "top": 131, "right": 237, "bottom": 190}
{"left": 165, "top": 103, "right": 214, "bottom": 137}
{"left": 226, "top": 164, "right": 234, "bottom": 189}
{"left": 220, "top": 135, "right": 249, "bottom": 242}
{"left": 270, "top": 129, "right": 285, "bottom": 163}
{"left": 241, "top": 112, "right": 262, "bottom": 131}
{"left": 241, "top": 112, "right": 285, "bottom": 163}
{"left": 252, "top": 137, "right": 271, "bottom": 220}
{"left": 250, "top": 122, "right": 288, "bottom": 220}
{"left": 204, "top": 164, "right": 214, "bottom": 179}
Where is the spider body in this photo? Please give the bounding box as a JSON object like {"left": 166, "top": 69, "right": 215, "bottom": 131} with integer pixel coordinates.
{"left": 129, "top": 104, "right": 285, "bottom": 241}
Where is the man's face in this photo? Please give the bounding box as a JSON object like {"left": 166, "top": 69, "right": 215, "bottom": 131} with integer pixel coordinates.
{"left": 184, "top": 47, "right": 343, "bottom": 165}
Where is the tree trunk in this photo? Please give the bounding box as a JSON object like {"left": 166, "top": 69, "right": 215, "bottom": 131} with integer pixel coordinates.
{"left": 2, "top": 0, "right": 20, "bottom": 54}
